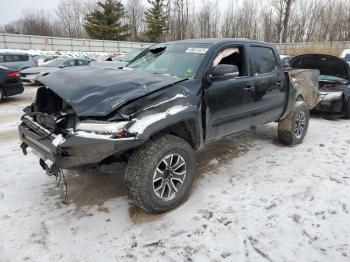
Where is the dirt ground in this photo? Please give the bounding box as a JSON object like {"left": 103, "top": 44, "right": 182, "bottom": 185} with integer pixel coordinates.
{"left": 1, "top": 86, "right": 350, "bottom": 261}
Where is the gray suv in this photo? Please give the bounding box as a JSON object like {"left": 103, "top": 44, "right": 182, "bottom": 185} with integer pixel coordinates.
{"left": 0, "top": 52, "right": 38, "bottom": 71}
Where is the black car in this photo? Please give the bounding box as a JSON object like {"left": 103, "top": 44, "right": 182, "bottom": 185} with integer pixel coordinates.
{"left": 0, "top": 66, "right": 24, "bottom": 102}
{"left": 19, "top": 39, "right": 319, "bottom": 213}
{"left": 290, "top": 54, "right": 350, "bottom": 118}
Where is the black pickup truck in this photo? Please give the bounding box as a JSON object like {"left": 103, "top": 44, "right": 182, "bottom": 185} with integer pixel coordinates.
{"left": 18, "top": 39, "right": 319, "bottom": 213}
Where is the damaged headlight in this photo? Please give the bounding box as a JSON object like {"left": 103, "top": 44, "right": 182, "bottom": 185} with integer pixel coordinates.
{"left": 76, "top": 121, "right": 129, "bottom": 137}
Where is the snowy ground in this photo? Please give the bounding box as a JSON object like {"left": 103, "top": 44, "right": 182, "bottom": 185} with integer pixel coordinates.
{"left": 1, "top": 87, "right": 350, "bottom": 261}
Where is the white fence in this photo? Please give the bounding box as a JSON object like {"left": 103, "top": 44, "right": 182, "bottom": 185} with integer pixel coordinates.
{"left": 1, "top": 33, "right": 349, "bottom": 56}
{"left": 276, "top": 41, "right": 350, "bottom": 56}
{"left": 0, "top": 33, "right": 152, "bottom": 53}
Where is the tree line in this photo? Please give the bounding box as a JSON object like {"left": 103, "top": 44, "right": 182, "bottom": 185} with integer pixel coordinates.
{"left": 0, "top": 0, "right": 349, "bottom": 43}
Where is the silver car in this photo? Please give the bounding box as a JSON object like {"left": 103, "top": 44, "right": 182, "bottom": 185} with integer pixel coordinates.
{"left": 0, "top": 52, "right": 38, "bottom": 70}
{"left": 20, "top": 58, "right": 91, "bottom": 85}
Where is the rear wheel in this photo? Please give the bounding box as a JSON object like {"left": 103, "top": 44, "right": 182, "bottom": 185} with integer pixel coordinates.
{"left": 125, "top": 134, "right": 196, "bottom": 213}
{"left": 0, "top": 88, "right": 5, "bottom": 102}
{"left": 278, "top": 101, "right": 310, "bottom": 145}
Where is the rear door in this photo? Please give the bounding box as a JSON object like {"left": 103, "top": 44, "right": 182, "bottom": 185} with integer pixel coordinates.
{"left": 205, "top": 44, "right": 256, "bottom": 141}
{"left": 248, "top": 45, "right": 286, "bottom": 125}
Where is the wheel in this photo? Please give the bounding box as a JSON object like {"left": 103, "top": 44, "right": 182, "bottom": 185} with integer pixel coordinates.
{"left": 278, "top": 101, "right": 310, "bottom": 145}
{"left": 125, "top": 134, "right": 196, "bottom": 213}
{"left": 343, "top": 98, "right": 350, "bottom": 119}
{"left": 0, "top": 88, "right": 4, "bottom": 102}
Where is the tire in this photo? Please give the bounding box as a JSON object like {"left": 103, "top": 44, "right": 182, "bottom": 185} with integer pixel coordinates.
{"left": 0, "top": 88, "right": 4, "bottom": 102}
{"left": 343, "top": 98, "right": 350, "bottom": 119}
{"left": 125, "top": 134, "right": 196, "bottom": 213}
{"left": 278, "top": 101, "right": 310, "bottom": 145}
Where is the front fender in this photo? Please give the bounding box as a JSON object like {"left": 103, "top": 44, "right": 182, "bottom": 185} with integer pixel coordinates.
{"left": 126, "top": 105, "right": 202, "bottom": 141}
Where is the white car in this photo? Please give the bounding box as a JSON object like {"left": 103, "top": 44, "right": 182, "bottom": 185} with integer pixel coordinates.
{"left": 35, "top": 55, "right": 62, "bottom": 66}
{"left": 340, "top": 49, "right": 350, "bottom": 65}
{"left": 20, "top": 58, "right": 90, "bottom": 85}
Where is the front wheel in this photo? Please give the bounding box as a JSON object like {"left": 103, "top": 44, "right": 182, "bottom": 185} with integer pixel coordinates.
{"left": 278, "top": 101, "right": 310, "bottom": 145}
{"left": 125, "top": 134, "right": 196, "bottom": 213}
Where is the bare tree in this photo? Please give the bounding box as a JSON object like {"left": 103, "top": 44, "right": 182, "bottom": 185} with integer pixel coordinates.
{"left": 126, "top": 0, "right": 145, "bottom": 41}
{"left": 55, "top": 0, "right": 87, "bottom": 38}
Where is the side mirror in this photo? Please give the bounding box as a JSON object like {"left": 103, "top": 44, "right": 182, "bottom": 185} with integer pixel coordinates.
{"left": 210, "top": 64, "right": 240, "bottom": 80}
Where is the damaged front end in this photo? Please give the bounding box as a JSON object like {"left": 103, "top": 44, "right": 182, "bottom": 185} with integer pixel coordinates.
{"left": 19, "top": 87, "right": 142, "bottom": 169}
{"left": 314, "top": 76, "right": 350, "bottom": 113}
{"left": 289, "top": 54, "right": 350, "bottom": 114}
{"left": 19, "top": 80, "right": 198, "bottom": 170}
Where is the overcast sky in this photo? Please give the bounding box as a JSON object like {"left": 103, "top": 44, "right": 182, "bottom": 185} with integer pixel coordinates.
{"left": 0, "top": 0, "right": 60, "bottom": 24}
{"left": 0, "top": 0, "right": 254, "bottom": 25}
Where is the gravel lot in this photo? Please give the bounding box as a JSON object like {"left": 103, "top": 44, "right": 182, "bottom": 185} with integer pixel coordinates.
{"left": 1, "top": 86, "right": 350, "bottom": 262}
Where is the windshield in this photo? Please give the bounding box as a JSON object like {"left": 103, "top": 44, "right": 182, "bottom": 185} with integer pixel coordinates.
{"left": 45, "top": 59, "right": 66, "bottom": 67}
{"left": 117, "top": 48, "right": 144, "bottom": 62}
{"left": 344, "top": 54, "right": 350, "bottom": 61}
{"left": 127, "top": 43, "right": 211, "bottom": 78}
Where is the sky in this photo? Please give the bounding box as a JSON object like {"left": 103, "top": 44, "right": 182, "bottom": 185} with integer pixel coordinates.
{"left": 0, "top": 0, "right": 61, "bottom": 25}
{"left": 0, "top": 0, "right": 252, "bottom": 26}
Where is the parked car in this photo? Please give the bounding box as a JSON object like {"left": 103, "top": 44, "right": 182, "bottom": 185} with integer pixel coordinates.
{"left": 0, "top": 66, "right": 24, "bottom": 102}
{"left": 20, "top": 58, "right": 91, "bottom": 85}
{"left": 19, "top": 39, "right": 319, "bottom": 213}
{"left": 290, "top": 54, "right": 350, "bottom": 118}
{"left": 0, "top": 52, "right": 37, "bottom": 71}
{"left": 36, "top": 55, "right": 61, "bottom": 66}
{"left": 341, "top": 49, "right": 350, "bottom": 65}
{"left": 91, "top": 48, "right": 146, "bottom": 68}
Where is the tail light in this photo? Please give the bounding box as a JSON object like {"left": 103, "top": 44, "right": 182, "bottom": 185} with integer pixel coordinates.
{"left": 8, "top": 71, "right": 20, "bottom": 78}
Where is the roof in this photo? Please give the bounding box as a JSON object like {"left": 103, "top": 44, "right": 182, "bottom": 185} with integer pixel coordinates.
{"left": 166, "top": 38, "right": 267, "bottom": 45}
{"left": 0, "top": 52, "right": 29, "bottom": 55}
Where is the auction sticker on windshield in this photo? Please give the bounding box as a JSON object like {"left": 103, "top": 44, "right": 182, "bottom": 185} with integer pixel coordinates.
{"left": 185, "top": 48, "right": 209, "bottom": 54}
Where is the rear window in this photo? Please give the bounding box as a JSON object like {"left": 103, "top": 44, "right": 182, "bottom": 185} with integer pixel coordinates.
{"left": 251, "top": 46, "right": 277, "bottom": 75}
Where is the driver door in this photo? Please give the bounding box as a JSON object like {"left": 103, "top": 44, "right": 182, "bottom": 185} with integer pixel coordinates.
{"left": 205, "top": 45, "right": 256, "bottom": 141}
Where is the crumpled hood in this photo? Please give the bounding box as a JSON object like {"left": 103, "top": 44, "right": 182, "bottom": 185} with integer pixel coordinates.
{"left": 21, "top": 67, "right": 60, "bottom": 74}
{"left": 290, "top": 54, "right": 350, "bottom": 81}
{"left": 39, "top": 67, "right": 186, "bottom": 117}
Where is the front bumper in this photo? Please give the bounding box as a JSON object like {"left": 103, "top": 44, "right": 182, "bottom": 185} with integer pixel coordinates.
{"left": 20, "top": 73, "right": 39, "bottom": 84}
{"left": 18, "top": 116, "right": 143, "bottom": 169}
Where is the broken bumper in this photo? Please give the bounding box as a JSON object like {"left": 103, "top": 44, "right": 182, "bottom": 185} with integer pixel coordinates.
{"left": 18, "top": 117, "right": 142, "bottom": 169}
{"left": 313, "top": 91, "right": 344, "bottom": 113}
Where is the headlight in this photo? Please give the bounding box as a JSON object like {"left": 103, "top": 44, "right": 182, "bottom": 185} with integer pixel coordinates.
{"left": 76, "top": 121, "right": 129, "bottom": 137}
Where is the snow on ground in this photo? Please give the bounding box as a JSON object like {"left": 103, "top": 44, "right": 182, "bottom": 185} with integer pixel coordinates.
{"left": 1, "top": 90, "right": 350, "bottom": 261}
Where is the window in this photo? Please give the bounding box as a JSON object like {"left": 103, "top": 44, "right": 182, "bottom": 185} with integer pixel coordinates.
{"left": 213, "top": 46, "right": 247, "bottom": 77}
{"left": 12, "top": 55, "right": 21, "bottom": 61}
{"left": 63, "top": 60, "right": 76, "bottom": 67}
{"left": 19, "top": 55, "right": 29, "bottom": 61}
{"left": 251, "top": 46, "right": 277, "bottom": 75}
{"left": 77, "top": 60, "right": 90, "bottom": 66}
{"left": 0, "top": 55, "right": 4, "bottom": 63}
{"left": 5, "top": 55, "right": 14, "bottom": 62}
